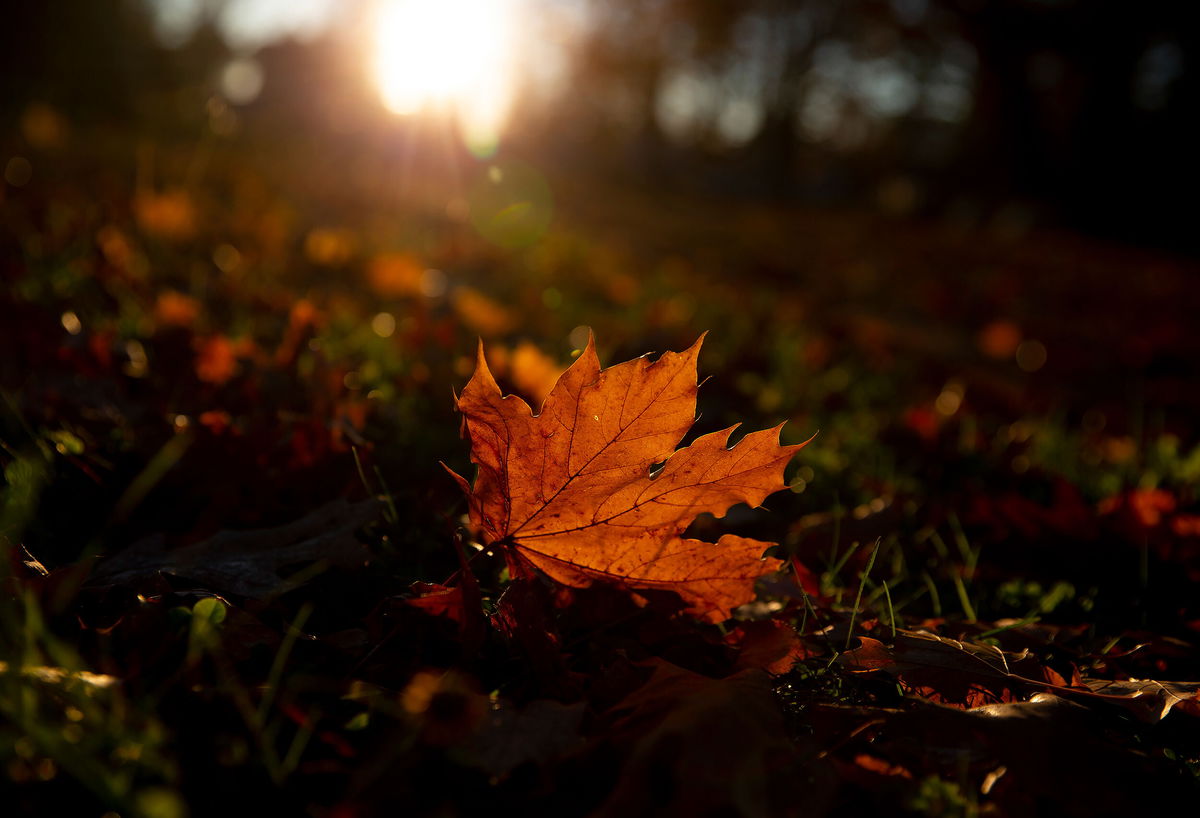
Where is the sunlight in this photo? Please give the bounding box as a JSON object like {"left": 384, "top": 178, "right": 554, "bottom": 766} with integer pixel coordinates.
{"left": 372, "top": 0, "right": 517, "bottom": 154}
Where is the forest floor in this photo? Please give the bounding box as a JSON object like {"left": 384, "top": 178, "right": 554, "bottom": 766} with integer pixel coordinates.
{"left": 3, "top": 124, "right": 1200, "bottom": 817}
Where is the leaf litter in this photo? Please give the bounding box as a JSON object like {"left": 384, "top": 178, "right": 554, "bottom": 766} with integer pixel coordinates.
{"left": 5, "top": 151, "right": 1200, "bottom": 815}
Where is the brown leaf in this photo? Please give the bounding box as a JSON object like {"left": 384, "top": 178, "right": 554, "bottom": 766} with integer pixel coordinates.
{"left": 595, "top": 659, "right": 833, "bottom": 818}
{"left": 472, "top": 699, "right": 587, "bottom": 779}
{"left": 153, "top": 290, "right": 201, "bottom": 329}
{"left": 89, "top": 498, "right": 379, "bottom": 599}
{"left": 1079, "top": 678, "right": 1200, "bottom": 721}
{"left": 839, "top": 629, "right": 1068, "bottom": 708}
{"left": 365, "top": 252, "right": 423, "bottom": 296}
{"left": 406, "top": 582, "right": 466, "bottom": 623}
{"left": 490, "top": 578, "right": 573, "bottom": 695}
{"left": 451, "top": 286, "right": 517, "bottom": 335}
{"left": 133, "top": 189, "right": 195, "bottom": 240}
{"left": 449, "top": 334, "right": 809, "bottom": 622}
{"left": 731, "top": 619, "right": 819, "bottom": 675}
{"left": 848, "top": 753, "right": 912, "bottom": 779}
{"left": 820, "top": 695, "right": 1195, "bottom": 817}
{"left": 842, "top": 629, "right": 1200, "bottom": 722}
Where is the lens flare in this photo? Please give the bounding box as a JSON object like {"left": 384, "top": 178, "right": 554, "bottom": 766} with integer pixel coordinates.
{"left": 373, "top": 0, "right": 516, "bottom": 154}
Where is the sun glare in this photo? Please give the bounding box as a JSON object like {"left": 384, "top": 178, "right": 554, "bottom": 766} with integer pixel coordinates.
{"left": 373, "top": 0, "right": 517, "bottom": 154}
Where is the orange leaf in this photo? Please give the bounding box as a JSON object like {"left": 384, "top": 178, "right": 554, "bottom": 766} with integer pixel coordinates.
{"left": 133, "top": 190, "right": 196, "bottom": 241}
{"left": 451, "top": 286, "right": 517, "bottom": 336}
{"left": 406, "top": 582, "right": 466, "bottom": 624}
{"left": 365, "top": 252, "right": 423, "bottom": 297}
{"left": 508, "top": 341, "right": 566, "bottom": 405}
{"left": 194, "top": 335, "right": 238, "bottom": 384}
{"left": 448, "top": 334, "right": 810, "bottom": 622}
{"left": 154, "top": 290, "right": 201, "bottom": 329}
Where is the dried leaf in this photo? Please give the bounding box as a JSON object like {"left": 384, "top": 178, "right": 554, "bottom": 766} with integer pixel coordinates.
{"left": 595, "top": 659, "right": 831, "bottom": 818}
{"left": 133, "top": 189, "right": 195, "bottom": 240}
{"left": 452, "top": 286, "right": 517, "bottom": 335}
{"left": 842, "top": 629, "right": 1200, "bottom": 722}
{"left": 449, "top": 334, "right": 809, "bottom": 622}
{"left": 472, "top": 699, "right": 587, "bottom": 779}
{"left": 1079, "top": 678, "right": 1200, "bottom": 721}
{"left": 731, "top": 619, "right": 819, "bottom": 675}
{"left": 366, "top": 252, "right": 423, "bottom": 296}
{"left": 153, "top": 290, "right": 201, "bottom": 328}
{"left": 508, "top": 341, "right": 566, "bottom": 405}
{"left": 89, "top": 498, "right": 379, "bottom": 598}
{"left": 194, "top": 335, "right": 239, "bottom": 384}
{"left": 406, "top": 582, "right": 466, "bottom": 623}
{"left": 822, "top": 694, "right": 1195, "bottom": 817}
{"left": 839, "top": 629, "right": 1068, "bottom": 708}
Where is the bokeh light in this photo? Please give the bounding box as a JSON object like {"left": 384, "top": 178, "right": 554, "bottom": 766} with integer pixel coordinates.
{"left": 4, "top": 156, "right": 33, "bottom": 187}
{"left": 1016, "top": 340, "right": 1048, "bottom": 373}
{"left": 467, "top": 162, "right": 553, "bottom": 249}
{"left": 220, "top": 57, "right": 265, "bottom": 105}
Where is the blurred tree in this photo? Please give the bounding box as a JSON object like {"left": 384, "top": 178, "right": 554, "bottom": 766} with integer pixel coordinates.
{"left": 0, "top": 1, "right": 169, "bottom": 122}
{"left": 539, "top": 0, "right": 1196, "bottom": 249}
{"left": 3, "top": 0, "right": 1195, "bottom": 251}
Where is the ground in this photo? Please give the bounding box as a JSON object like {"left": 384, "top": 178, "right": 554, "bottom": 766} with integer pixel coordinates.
{"left": 3, "top": 123, "right": 1200, "bottom": 817}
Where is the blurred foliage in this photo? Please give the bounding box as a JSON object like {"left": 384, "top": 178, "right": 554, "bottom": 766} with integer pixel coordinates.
{"left": 3, "top": 1, "right": 1197, "bottom": 250}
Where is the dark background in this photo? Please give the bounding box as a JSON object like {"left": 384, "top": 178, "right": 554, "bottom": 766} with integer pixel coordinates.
{"left": 3, "top": 0, "right": 1196, "bottom": 254}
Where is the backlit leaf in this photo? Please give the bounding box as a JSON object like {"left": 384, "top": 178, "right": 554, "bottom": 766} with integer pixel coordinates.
{"left": 448, "top": 334, "right": 810, "bottom": 622}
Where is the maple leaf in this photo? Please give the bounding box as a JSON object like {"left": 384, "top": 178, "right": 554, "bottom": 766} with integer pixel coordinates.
{"left": 447, "top": 334, "right": 810, "bottom": 622}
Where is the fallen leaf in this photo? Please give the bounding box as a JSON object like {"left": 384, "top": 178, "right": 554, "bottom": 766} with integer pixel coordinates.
{"left": 88, "top": 498, "right": 379, "bottom": 599}
{"left": 830, "top": 750, "right": 914, "bottom": 796}
{"left": 96, "top": 225, "right": 141, "bottom": 273}
{"left": 304, "top": 227, "right": 356, "bottom": 266}
{"left": 1172, "top": 514, "right": 1200, "bottom": 537}
{"left": 194, "top": 335, "right": 239, "bottom": 384}
{"left": 1079, "top": 678, "right": 1200, "bottom": 721}
{"left": 472, "top": 698, "right": 587, "bottom": 779}
{"left": 490, "top": 578, "right": 573, "bottom": 694}
{"left": 154, "top": 290, "right": 201, "bottom": 328}
{"left": 449, "top": 334, "right": 809, "bottom": 622}
{"left": 839, "top": 629, "right": 1068, "bottom": 708}
{"left": 848, "top": 753, "right": 912, "bottom": 779}
{"left": 470, "top": 341, "right": 566, "bottom": 407}
{"left": 1098, "top": 487, "right": 1176, "bottom": 528}
{"left": 405, "top": 582, "right": 466, "bottom": 623}
{"left": 133, "top": 189, "right": 196, "bottom": 240}
{"left": 400, "top": 670, "right": 488, "bottom": 746}
{"left": 20, "top": 102, "right": 68, "bottom": 150}
{"left": 841, "top": 629, "right": 1200, "bottom": 722}
{"left": 193, "top": 335, "right": 256, "bottom": 385}
{"left": 731, "top": 619, "right": 819, "bottom": 675}
{"left": 821, "top": 694, "right": 1195, "bottom": 817}
{"left": 451, "top": 286, "right": 517, "bottom": 336}
{"left": 508, "top": 341, "right": 566, "bottom": 405}
{"left": 198, "top": 409, "right": 233, "bottom": 435}
{"left": 977, "top": 319, "right": 1023, "bottom": 360}
{"left": 365, "top": 252, "right": 423, "bottom": 296}
{"left": 594, "top": 659, "right": 833, "bottom": 818}
{"left": 275, "top": 298, "right": 323, "bottom": 366}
